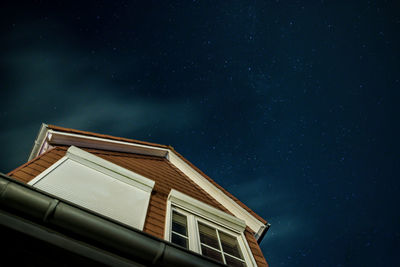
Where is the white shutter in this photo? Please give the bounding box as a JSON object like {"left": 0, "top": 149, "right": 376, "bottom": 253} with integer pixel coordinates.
{"left": 29, "top": 146, "right": 154, "bottom": 230}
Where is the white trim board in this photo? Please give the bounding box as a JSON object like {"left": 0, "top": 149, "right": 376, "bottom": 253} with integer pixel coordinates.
{"left": 168, "top": 189, "right": 246, "bottom": 233}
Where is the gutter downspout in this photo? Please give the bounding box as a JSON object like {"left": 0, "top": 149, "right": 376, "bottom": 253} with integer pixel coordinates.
{"left": 0, "top": 173, "right": 224, "bottom": 267}
{"left": 256, "top": 223, "right": 271, "bottom": 244}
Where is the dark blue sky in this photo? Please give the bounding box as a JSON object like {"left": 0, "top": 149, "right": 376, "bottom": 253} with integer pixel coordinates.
{"left": 1, "top": 1, "right": 399, "bottom": 266}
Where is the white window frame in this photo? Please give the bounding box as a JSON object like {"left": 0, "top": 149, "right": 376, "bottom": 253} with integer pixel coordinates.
{"left": 165, "top": 189, "right": 257, "bottom": 267}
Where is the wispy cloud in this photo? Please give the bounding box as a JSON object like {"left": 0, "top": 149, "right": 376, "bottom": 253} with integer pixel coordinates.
{"left": 0, "top": 21, "right": 201, "bottom": 171}
{"left": 55, "top": 96, "right": 199, "bottom": 134}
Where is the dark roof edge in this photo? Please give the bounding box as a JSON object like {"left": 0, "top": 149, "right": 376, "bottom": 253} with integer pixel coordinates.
{"left": 0, "top": 173, "right": 225, "bottom": 267}
{"left": 256, "top": 223, "right": 271, "bottom": 244}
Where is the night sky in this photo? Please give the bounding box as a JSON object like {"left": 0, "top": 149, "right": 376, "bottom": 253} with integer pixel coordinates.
{"left": 1, "top": 1, "right": 399, "bottom": 266}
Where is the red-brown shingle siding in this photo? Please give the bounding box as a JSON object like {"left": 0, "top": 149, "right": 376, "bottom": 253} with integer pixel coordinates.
{"left": 245, "top": 229, "right": 269, "bottom": 267}
{"left": 21, "top": 166, "right": 41, "bottom": 177}
{"left": 11, "top": 172, "right": 33, "bottom": 183}
{"left": 25, "top": 163, "right": 47, "bottom": 173}
{"left": 143, "top": 192, "right": 167, "bottom": 239}
{"left": 144, "top": 227, "right": 163, "bottom": 239}
{"left": 38, "top": 155, "right": 60, "bottom": 165}
{"left": 8, "top": 147, "right": 66, "bottom": 183}
{"left": 146, "top": 207, "right": 165, "bottom": 224}
{"left": 8, "top": 147, "right": 56, "bottom": 176}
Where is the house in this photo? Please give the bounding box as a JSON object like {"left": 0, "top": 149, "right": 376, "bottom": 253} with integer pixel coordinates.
{"left": 0, "top": 124, "right": 270, "bottom": 266}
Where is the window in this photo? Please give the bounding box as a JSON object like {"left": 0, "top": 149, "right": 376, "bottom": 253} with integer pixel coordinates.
{"left": 166, "top": 190, "right": 256, "bottom": 267}
{"left": 171, "top": 211, "right": 189, "bottom": 249}
{"left": 198, "top": 222, "right": 246, "bottom": 267}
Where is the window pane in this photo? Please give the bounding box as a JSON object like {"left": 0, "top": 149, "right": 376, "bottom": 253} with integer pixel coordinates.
{"left": 172, "top": 211, "right": 187, "bottom": 236}
{"left": 225, "top": 254, "right": 247, "bottom": 267}
{"left": 219, "top": 231, "right": 243, "bottom": 259}
{"left": 198, "top": 222, "right": 220, "bottom": 249}
{"left": 201, "top": 244, "right": 223, "bottom": 263}
{"left": 171, "top": 233, "right": 188, "bottom": 249}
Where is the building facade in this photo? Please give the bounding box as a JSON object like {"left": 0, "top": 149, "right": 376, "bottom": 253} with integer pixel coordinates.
{"left": 1, "top": 124, "right": 269, "bottom": 266}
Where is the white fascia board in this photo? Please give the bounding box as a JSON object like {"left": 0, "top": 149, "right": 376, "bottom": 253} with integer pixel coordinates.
{"left": 28, "top": 123, "right": 49, "bottom": 161}
{"left": 46, "top": 130, "right": 169, "bottom": 158}
{"left": 168, "top": 151, "right": 265, "bottom": 234}
{"left": 168, "top": 189, "right": 246, "bottom": 233}
{"left": 66, "top": 146, "right": 155, "bottom": 192}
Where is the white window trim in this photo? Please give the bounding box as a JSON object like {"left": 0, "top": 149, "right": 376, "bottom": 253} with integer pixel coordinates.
{"left": 195, "top": 216, "right": 253, "bottom": 266}
{"left": 167, "top": 189, "right": 246, "bottom": 232}
{"left": 29, "top": 145, "right": 155, "bottom": 193}
{"left": 165, "top": 189, "right": 257, "bottom": 267}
